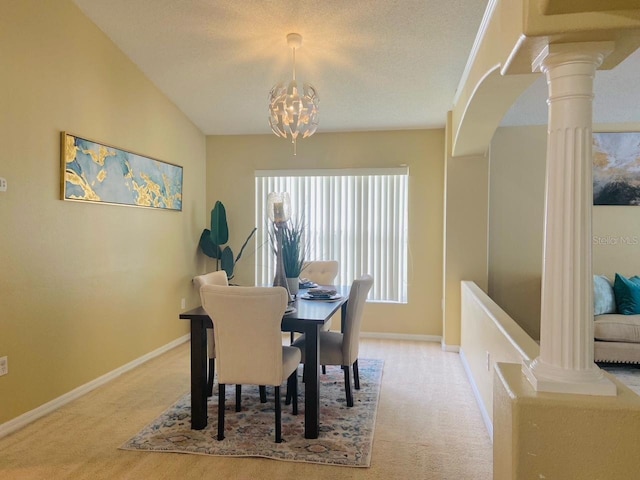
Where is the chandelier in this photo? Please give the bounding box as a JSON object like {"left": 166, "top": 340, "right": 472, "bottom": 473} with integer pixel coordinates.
{"left": 268, "top": 33, "right": 319, "bottom": 155}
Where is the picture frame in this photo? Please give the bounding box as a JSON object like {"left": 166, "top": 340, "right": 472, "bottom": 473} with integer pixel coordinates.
{"left": 61, "top": 132, "right": 183, "bottom": 211}
{"left": 593, "top": 131, "right": 640, "bottom": 206}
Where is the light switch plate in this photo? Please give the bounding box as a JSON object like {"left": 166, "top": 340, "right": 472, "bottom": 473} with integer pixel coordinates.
{"left": 0, "top": 178, "right": 7, "bottom": 192}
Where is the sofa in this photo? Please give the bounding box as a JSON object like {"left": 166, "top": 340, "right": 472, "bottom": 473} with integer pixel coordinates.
{"left": 594, "top": 274, "right": 640, "bottom": 364}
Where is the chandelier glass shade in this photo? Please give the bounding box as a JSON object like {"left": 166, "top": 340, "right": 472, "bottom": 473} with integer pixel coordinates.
{"left": 268, "top": 33, "right": 319, "bottom": 155}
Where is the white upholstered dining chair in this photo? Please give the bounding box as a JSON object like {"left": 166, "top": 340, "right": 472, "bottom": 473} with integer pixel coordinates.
{"left": 298, "top": 260, "right": 340, "bottom": 369}
{"left": 301, "top": 259, "right": 339, "bottom": 332}
{"left": 301, "top": 260, "right": 339, "bottom": 286}
{"left": 292, "top": 274, "right": 373, "bottom": 407}
{"left": 192, "top": 270, "right": 228, "bottom": 397}
{"left": 200, "top": 285, "right": 301, "bottom": 443}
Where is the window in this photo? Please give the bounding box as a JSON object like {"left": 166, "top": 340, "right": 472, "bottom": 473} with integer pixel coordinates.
{"left": 255, "top": 168, "right": 408, "bottom": 303}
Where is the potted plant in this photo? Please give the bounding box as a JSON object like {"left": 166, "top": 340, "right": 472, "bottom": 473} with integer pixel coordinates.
{"left": 199, "top": 200, "right": 256, "bottom": 281}
{"left": 273, "top": 216, "right": 306, "bottom": 295}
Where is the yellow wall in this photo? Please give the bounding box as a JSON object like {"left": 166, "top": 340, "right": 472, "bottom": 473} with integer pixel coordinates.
{"left": 494, "top": 362, "right": 640, "bottom": 480}
{"left": 488, "top": 126, "right": 546, "bottom": 339}
{"left": 460, "top": 281, "right": 540, "bottom": 430}
{"left": 205, "top": 131, "right": 444, "bottom": 336}
{"left": 442, "top": 114, "right": 489, "bottom": 348}
{"left": 0, "top": 1, "right": 206, "bottom": 424}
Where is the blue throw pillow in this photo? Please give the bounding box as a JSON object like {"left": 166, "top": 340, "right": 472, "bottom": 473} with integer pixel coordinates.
{"left": 613, "top": 273, "right": 640, "bottom": 315}
{"left": 593, "top": 275, "right": 616, "bottom": 315}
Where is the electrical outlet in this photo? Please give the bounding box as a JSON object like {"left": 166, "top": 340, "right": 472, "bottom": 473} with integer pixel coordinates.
{"left": 181, "top": 298, "right": 186, "bottom": 309}
{"left": 485, "top": 351, "right": 491, "bottom": 372}
{"left": 0, "top": 356, "right": 8, "bottom": 376}
{"left": 0, "top": 177, "right": 7, "bottom": 192}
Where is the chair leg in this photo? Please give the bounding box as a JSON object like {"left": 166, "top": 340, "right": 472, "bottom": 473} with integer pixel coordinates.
{"left": 285, "top": 380, "right": 292, "bottom": 406}
{"left": 259, "top": 385, "right": 267, "bottom": 403}
{"left": 353, "top": 359, "right": 360, "bottom": 390}
{"left": 235, "top": 384, "right": 242, "bottom": 412}
{"left": 292, "top": 373, "right": 298, "bottom": 415}
{"left": 322, "top": 365, "right": 326, "bottom": 374}
{"left": 207, "top": 359, "right": 215, "bottom": 397}
{"left": 290, "top": 331, "right": 295, "bottom": 343}
{"left": 274, "top": 385, "right": 282, "bottom": 443}
{"left": 287, "top": 371, "right": 298, "bottom": 415}
{"left": 343, "top": 365, "right": 354, "bottom": 407}
{"left": 217, "top": 383, "right": 225, "bottom": 441}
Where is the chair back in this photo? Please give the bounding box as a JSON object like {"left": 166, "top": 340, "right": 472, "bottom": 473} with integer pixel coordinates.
{"left": 193, "top": 271, "right": 229, "bottom": 359}
{"left": 342, "top": 275, "right": 374, "bottom": 365}
{"left": 302, "top": 260, "right": 339, "bottom": 285}
{"left": 193, "top": 270, "right": 229, "bottom": 291}
{"left": 200, "top": 285, "right": 288, "bottom": 386}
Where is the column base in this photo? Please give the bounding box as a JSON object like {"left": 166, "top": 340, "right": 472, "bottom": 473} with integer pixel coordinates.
{"left": 522, "top": 357, "right": 616, "bottom": 396}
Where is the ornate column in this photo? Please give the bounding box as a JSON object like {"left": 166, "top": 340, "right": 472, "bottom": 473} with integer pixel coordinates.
{"left": 522, "top": 42, "right": 616, "bottom": 396}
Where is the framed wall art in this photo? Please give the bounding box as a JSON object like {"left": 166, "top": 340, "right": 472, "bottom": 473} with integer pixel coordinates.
{"left": 61, "top": 132, "right": 183, "bottom": 211}
{"left": 593, "top": 132, "right": 640, "bottom": 206}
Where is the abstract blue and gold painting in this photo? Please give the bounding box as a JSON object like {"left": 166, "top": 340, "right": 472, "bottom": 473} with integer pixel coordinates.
{"left": 593, "top": 132, "right": 640, "bottom": 206}
{"left": 61, "top": 132, "right": 182, "bottom": 211}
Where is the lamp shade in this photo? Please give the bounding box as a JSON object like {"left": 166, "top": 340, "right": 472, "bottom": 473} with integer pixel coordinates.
{"left": 267, "top": 192, "right": 291, "bottom": 224}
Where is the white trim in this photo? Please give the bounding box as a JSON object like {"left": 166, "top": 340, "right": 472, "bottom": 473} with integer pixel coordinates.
{"left": 452, "top": 0, "right": 498, "bottom": 106}
{"left": 459, "top": 347, "right": 494, "bottom": 441}
{"left": 255, "top": 167, "right": 408, "bottom": 177}
{"left": 441, "top": 341, "right": 460, "bottom": 353}
{"left": 0, "top": 334, "right": 190, "bottom": 439}
{"left": 360, "top": 332, "right": 441, "bottom": 342}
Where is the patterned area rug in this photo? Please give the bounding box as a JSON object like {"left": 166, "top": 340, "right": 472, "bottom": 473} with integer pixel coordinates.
{"left": 120, "top": 358, "right": 383, "bottom": 467}
{"left": 601, "top": 364, "right": 640, "bottom": 395}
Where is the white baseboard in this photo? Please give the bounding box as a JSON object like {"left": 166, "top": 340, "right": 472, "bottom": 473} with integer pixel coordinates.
{"left": 360, "top": 332, "right": 442, "bottom": 343}
{"left": 441, "top": 341, "right": 460, "bottom": 353}
{"left": 0, "top": 334, "right": 190, "bottom": 439}
{"left": 459, "top": 347, "right": 493, "bottom": 442}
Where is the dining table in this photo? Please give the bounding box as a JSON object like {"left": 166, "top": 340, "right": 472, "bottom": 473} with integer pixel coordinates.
{"left": 179, "top": 285, "right": 350, "bottom": 439}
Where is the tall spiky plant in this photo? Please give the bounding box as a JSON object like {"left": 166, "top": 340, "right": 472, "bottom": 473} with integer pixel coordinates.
{"left": 269, "top": 216, "right": 307, "bottom": 278}
{"left": 282, "top": 218, "right": 306, "bottom": 277}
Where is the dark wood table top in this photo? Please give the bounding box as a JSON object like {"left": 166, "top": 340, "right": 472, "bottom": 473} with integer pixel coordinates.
{"left": 180, "top": 285, "right": 349, "bottom": 331}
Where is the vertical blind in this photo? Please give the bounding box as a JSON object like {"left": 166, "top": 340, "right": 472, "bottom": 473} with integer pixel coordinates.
{"left": 255, "top": 168, "right": 408, "bottom": 303}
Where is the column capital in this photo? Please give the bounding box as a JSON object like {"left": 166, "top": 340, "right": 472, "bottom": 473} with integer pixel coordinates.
{"left": 533, "top": 41, "right": 615, "bottom": 73}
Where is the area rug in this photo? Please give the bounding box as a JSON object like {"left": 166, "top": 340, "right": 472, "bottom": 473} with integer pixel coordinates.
{"left": 120, "top": 358, "right": 383, "bottom": 467}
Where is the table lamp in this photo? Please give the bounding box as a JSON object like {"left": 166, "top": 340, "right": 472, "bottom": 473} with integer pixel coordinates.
{"left": 267, "top": 192, "right": 294, "bottom": 302}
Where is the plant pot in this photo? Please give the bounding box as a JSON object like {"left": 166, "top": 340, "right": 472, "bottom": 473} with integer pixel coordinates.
{"left": 286, "top": 277, "right": 300, "bottom": 296}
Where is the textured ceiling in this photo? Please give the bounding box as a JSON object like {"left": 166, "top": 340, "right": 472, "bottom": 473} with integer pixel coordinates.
{"left": 72, "top": 0, "right": 640, "bottom": 135}
{"left": 72, "top": 0, "right": 490, "bottom": 135}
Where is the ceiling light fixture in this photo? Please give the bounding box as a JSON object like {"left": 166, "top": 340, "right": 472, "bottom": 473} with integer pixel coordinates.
{"left": 268, "top": 33, "right": 319, "bottom": 156}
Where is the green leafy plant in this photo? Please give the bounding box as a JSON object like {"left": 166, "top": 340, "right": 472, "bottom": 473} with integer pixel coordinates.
{"left": 199, "top": 200, "right": 256, "bottom": 280}
{"left": 270, "top": 216, "right": 307, "bottom": 278}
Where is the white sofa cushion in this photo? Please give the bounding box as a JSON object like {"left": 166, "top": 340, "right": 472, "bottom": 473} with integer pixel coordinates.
{"left": 594, "top": 314, "right": 640, "bottom": 343}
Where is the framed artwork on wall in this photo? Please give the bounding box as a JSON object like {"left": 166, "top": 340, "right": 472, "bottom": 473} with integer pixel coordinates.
{"left": 60, "top": 132, "right": 183, "bottom": 211}
{"left": 593, "top": 132, "right": 640, "bottom": 206}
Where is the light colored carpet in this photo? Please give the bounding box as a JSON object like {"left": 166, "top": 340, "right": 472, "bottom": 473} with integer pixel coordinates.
{"left": 0, "top": 340, "right": 493, "bottom": 479}
{"left": 121, "top": 359, "right": 383, "bottom": 467}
